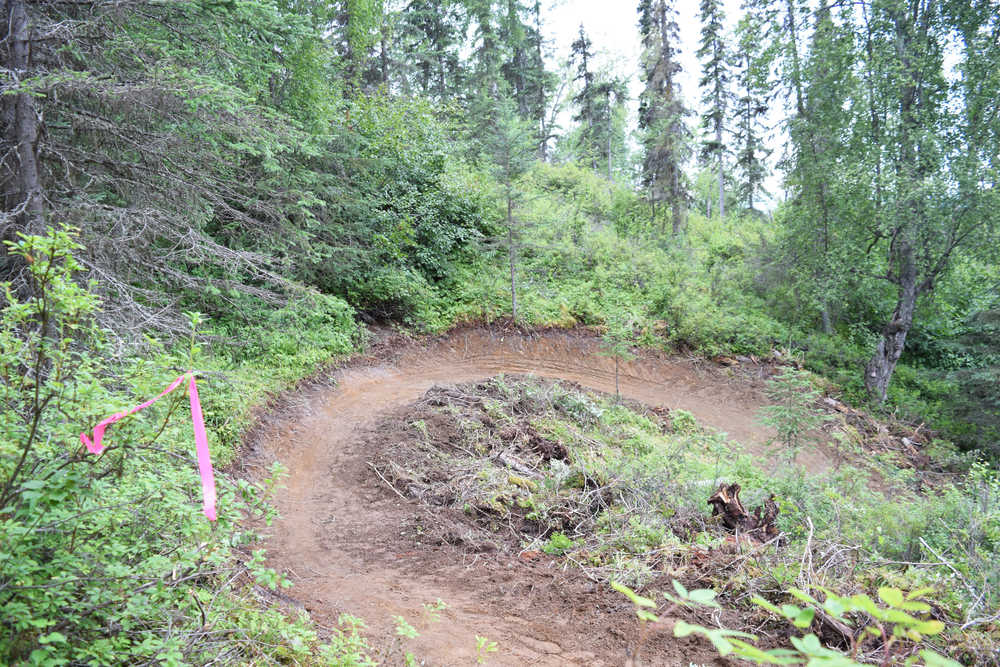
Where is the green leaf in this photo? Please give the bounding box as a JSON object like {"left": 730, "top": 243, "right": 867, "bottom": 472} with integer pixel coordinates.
{"left": 823, "top": 597, "right": 846, "bottom": 618}
{"left": 913, "top": 620, "right": 945, "bottom": 635}
{"left": 752, "top": 596, "right": 784, "bottom": 616}
{"left": 39, "top": 632, "right": 67, "bottom": 644}
{"left": 906, "top": 587, "right": 936, "bottom": 600}
{"left": 849, "top": 593, "right": 879, "bottom": 615}
{"left": 788, "top": 634, "right": 854, "bottom": 662}
{"left": 781, "top": 604, "right": 802, "bottom": 620}
{"left": 878, "top": 587, "right": 904, "bottom": 608}
{"left": 688, "top": 588, "right": 720, "bottom": 608}
{"left": 611, "top": 581, "right": 656, "bottom": 608}
{"left": 672, "top": 579, "right": 689, "bottom": 598}
{"left": 793, "top": 607, "right": 815, "bottom": 629}
{"left": 883, "top": 607, "right": 920, "bottom": 625}
{"left": 673, "top": 619, "right": 698, "bottom": 638}
{"left": 637, "top": 609, "right": 659, "bottom": 623}
{"left": 393, "top": 615, "right": 418, "bottom": 639}
{"left": 706, "top": 630, "right": 734, "bottom": 656}
{"left": 787, "top": 588, "right": 819, "bottom": 606}
{"left": 919, "top": 650, "right": 963, "bottom": 667}
{"left": 729, "top": 640, "right": 803, "bottom": 665}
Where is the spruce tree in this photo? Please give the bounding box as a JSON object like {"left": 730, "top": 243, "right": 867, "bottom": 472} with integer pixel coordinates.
{"left": 637, "top": 0, "right": 690, "bottom": 235}
{"left": 696, "top": 0, "right": 731, "bottom": 218}
{"left": 593, "top": 77, "right": 628, "bottom": 180}
{"left": 332, "top": 0, "right": 386, "bottom": 92}
{"left": 397, "top": 0, "right": 467, "bottom": 98}
{"left": 732, "top": 13, "right": 773, "bottom": 213}
{"left": 570, "top": 25, "right": 598, "bottom": 169}
{"left": 499, "top": 0, "right": 551, "bottom": 140}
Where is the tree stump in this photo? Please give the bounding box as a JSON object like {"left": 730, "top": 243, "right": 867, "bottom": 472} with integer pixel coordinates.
{"left": 707, "top": 483, "right": 779, "bottom": 541}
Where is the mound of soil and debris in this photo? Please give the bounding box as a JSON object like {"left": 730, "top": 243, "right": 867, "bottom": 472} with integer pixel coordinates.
{"left": 371, "top": 378, "right": 639, "bottom": 550}
{"left": 368, "top": 376, "right": 780, "bottom": 583}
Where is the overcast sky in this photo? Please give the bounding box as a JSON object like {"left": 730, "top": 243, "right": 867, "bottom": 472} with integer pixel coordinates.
{"left": 540, "top": 0, "right": 783, "bottom": 204}
{"left": 542, "top": 0, "right": 724, "bottom": 110}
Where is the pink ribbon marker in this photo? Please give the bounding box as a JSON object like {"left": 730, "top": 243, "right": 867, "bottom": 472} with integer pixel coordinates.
{"left": 80, "top": 373, "right": 218, "bottom": 521}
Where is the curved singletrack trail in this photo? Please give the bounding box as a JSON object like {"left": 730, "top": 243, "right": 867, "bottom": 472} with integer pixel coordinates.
{"left": 249, "top": 327, "right": 830, "bottom": 665}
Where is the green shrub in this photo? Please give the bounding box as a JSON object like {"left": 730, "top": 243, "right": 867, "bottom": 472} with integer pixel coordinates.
{"left": 1, "top": 228, "right": 365, "bottom": 664}
{"left": 542, "top": 531, "right": 576, "bottom": 554}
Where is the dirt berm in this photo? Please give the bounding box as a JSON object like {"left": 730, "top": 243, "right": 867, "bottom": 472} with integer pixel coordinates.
{"left": 243, "top": 325, "right": 823, "bottom": 665}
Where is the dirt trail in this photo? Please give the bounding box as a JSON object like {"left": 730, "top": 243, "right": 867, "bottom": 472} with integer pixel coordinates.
{"left": 248, "top": 327, "right": 828, "bottom": 666}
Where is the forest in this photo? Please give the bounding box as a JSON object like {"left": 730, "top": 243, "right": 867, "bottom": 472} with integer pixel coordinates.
{"left": 1, "top": 0, "right": 997, "bottom": 664}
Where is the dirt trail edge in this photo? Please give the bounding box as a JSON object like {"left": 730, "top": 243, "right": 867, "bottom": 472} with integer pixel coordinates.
{"left": 247, "top": 327, "right": 818, "bottom": 666}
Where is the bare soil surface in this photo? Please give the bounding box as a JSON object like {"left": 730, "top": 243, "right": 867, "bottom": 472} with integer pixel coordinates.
{"left": 243, "top": 326, "right": 827, "bottom": 665}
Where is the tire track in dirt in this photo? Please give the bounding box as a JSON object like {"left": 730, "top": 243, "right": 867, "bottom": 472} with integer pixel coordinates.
{"left": 250, "top": 328, "right": 827, "bottom": 665}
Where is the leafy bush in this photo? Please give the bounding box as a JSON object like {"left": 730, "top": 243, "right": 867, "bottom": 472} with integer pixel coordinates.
{"left": 296, "top": 95, "right": 495, "bottom": 323}
{"left": 1, "top": 229, "right": 364, "bottom": 664}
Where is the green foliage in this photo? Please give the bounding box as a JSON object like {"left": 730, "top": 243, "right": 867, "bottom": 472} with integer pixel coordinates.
{"left": 318, "top": 615, "right": 378, "bottom": 666}
{"left": 475, "top": 635, "right": 499, "bottom": 664}
{"left": 0, "top": 228, "right": 365, "bottom": 664}
{"left": 614, "top": 578, "right": 962, "bottom": 666}
{"left": 744, "top": 586, "right": 961, "bottom": 666}
{"left": 613, "top": 580, "right": 754, "bottom": 655}
{"left": 217, "top": 292, "right": 360, "bottom": 376}
{"left": 297, "top": 95, "right": 495, "bottom": 325}
{"left": 1, "top": 228, "right": 101, "bottom": 508}
{"left": 757, "top": 368, "right": 834, "bottom": 463}
{"left": 600, "top": 314, "right": 638, "bottom": 362}
{"left": 600, "top": 312, "right": 638, "bottom": 398}
{"left": 541, "top": 531, "right": 576, "bottom": 555}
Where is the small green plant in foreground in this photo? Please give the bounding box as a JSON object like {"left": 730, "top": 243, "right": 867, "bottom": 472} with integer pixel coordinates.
{"left": 423, "top": 597, "right": 448, "bottom": 623}
{"left": 613, "top": 579, "right": 963, "bottom": 666}
{"left": 318, "top": 614, "right": 377, "bottom": 666}
{"left": 475, "top": 635, "right": 499, "bottom": 663}
{"left": 612, "top": 580, "right": 755, "bottom": 660}
{"left": 541, "top": 531, "right": 576, "bottom": 554}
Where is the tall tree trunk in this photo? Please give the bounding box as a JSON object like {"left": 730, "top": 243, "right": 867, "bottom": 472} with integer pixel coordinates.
{"left": 865, "top": 241, "right": 918, "bottom": 402}
{"left": 865, "top": 2, "right": 928, "bottom": 404}
{"left": 379, "top": 34, "right": 389, "bottom": 85}
{"left": 821, "top": 307, "right": 833, "bottom": 334}
{"left": 717, "top": 126, "right": 725, "bottom": 218}
{"left": 507, "top": 189, "right": 517, "bottom": 321}
{"left": 437, "top": 50, "right": 446, "bottom": 98}
{"left": 614, "top": 356, "right": 620, "bottom": 398}
{"left": 534, "top": 0, "right": 546, "bottom": 161}
{"left": 1, "top": 0, "right": 44, "bottom": 281}
{"left": 2, "top": 0, "right": 43, "bottom": 233}
{"left": 671, "top": 167, "right": 683, "bottom": 236}
{"left": 607, "top": 107, "right": 613, "bottom": 181}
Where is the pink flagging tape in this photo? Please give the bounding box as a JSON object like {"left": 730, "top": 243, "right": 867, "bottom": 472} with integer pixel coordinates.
{"left": 80, "top": 374, "right": 187, "bottom": 455}
{"left": 186, "top": 376, "right": 217, "bottom": 521}
{"left": 80, "top": 373, "right": 218, "bottom": 521}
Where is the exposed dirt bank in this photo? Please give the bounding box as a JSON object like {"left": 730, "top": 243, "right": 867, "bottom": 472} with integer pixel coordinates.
{"left": 243, "top": 326, "right": 822, "bottom": 665}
